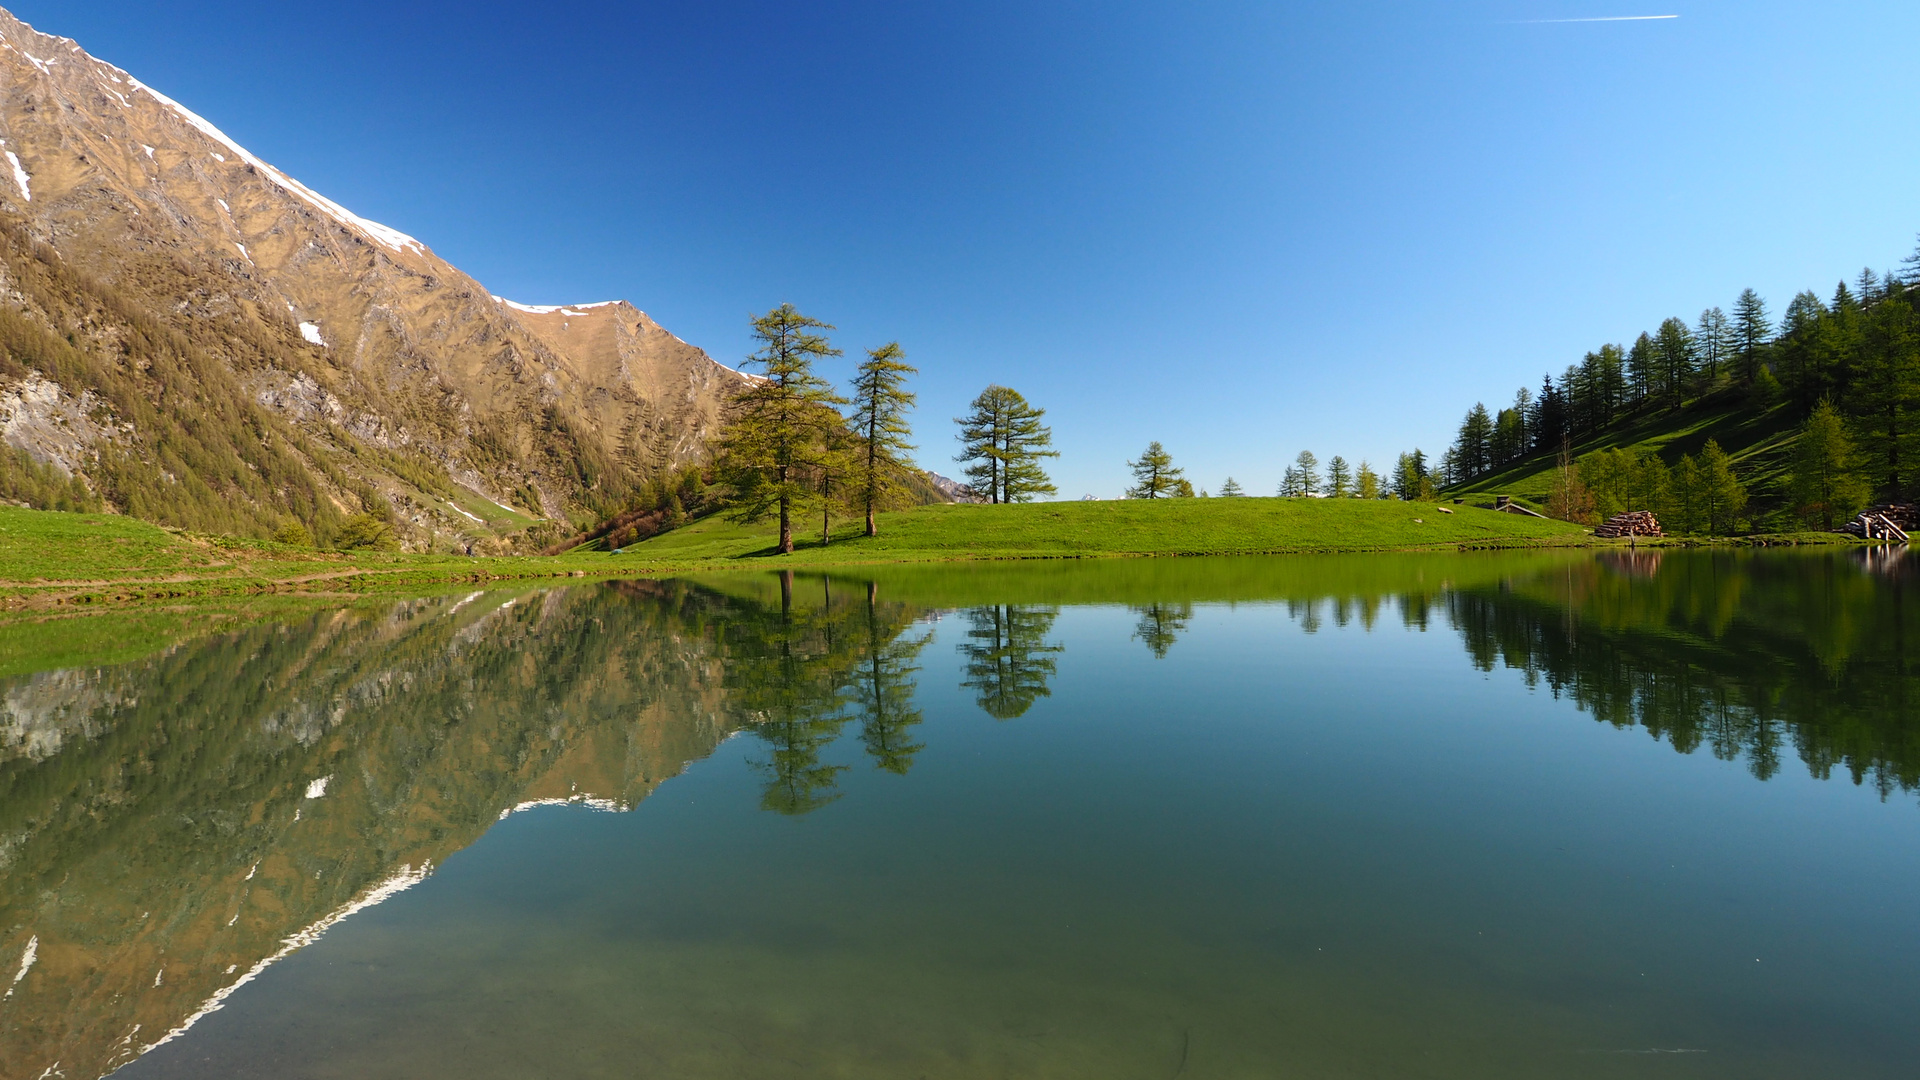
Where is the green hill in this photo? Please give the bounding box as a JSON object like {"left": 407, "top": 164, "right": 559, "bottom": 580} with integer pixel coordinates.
{"left": 1449, "top": 386, "right": 1802, "bottom": 514}
{"left": 1432, "top": 268, "right": 1920, "bottom": 531}
{"left": 613, "top": 497, "right": 1587, "bottom": 565}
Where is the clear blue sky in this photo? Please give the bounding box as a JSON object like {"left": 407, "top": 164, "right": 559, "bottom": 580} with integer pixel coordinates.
{"left": 16, "top": 1, "right": 1920, "bottom": 497}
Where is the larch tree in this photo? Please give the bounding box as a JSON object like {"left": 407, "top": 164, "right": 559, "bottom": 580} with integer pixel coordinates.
{"left": 955, "top": 385, "right": 1059, "bottom": 503}
{"left": 717, "top": 304, "right": 846, "bottom": 554}
{"left": 1696, "top": 307, "right": 1734, "bottom": 385}
{"left": 848, "top": 341, "right": 918, "bottom": 537}
{"left": 1733, "top": 288, "right": 1772, "bottom": 383}
{"left": 1790, "top": 400, "right": 1869, "bottom": 529}
{"left": 1355, "top": 460, "right": 1381, "bottom": 499}
{"left": 1126, "top": 441, "right": 1184, "bottom": 498}
{"left": 1293, "top": 450, "right": 1320, "bottom": 495}
{"left": 1325, "top": 456, "right": 1352, "bottom": 498}
{"left": 1454, "top": 404, "right": 1494, "bottom": 479}
{"left": 1697, "top": 439, "right": 1748, "bottom": 535}
{"left": 1858, "top": 268, "right": 1881, "bottom": 304}
{"left": 1218, "top": 476, "right": 1245, "bottom": 497}
{"left": 1655, "top": 317, "right": 1696, "bottom": 403}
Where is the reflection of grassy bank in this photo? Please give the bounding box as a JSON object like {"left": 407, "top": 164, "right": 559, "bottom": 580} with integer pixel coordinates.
{"left": 683, "top": 549, "right": 1599, "bottom": 610}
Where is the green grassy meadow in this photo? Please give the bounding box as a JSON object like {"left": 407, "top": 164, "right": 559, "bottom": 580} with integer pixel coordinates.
{"left": 610, "top": 496, "right": 1587, "bottom": 564}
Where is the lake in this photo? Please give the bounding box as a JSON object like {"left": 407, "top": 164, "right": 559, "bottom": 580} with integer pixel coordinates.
{"left": 3, "top": 549, "right": 1918, "bottom": 1078}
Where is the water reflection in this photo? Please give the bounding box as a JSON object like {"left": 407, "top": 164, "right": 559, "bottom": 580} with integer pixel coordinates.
{"left": 2, "top": 550, "right": 1919, "bottom": 1077}
{"left": 1444, "top": 550, "right": 1920, "bottom": 794}
{"left": 1131, "top": 602, "right": 1194, "bottom": 658}
{"left": 959, "top": 605, "right": 1063, "bottom": 719}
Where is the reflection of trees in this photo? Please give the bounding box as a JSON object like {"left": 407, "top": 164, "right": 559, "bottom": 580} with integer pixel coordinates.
{"left": 1447, "top": 552, "right": 1920, "bottom": 795}
{"left": 713, "top": 573, "right": 931, "bottom": 812}
{"left": 959, "top": 605, "right": 1062, "bottom": 719}
{"left": 1131, "top": 602, "right": 1193, "bottom": 658}
{"left": 856, "top": 609, "right": 931, "bottom": 775}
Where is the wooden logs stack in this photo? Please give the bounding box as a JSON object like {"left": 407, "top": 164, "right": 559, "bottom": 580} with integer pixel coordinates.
{"left": 1841, "top": 510, "right": 1910, "bottom": 543}
{"left": 1594, "top": 511, "right": 1664, "bottom": 539}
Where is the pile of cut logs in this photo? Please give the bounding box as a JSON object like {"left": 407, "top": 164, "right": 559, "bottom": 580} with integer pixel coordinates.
{"left": 1594, "top": 511, "right": 1664, "bottom": 539}
{"left": 1841, "top": 509, "right": 1911, "bottom": 543}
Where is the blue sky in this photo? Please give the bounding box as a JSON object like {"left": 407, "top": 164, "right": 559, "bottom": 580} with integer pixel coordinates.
{"left": 16, "top": 1, "right": 1920, "bottom": 497}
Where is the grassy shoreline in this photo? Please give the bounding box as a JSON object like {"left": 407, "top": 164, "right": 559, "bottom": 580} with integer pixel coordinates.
{"left": 0, "top": 500, "right": 1869, "bottom": 612}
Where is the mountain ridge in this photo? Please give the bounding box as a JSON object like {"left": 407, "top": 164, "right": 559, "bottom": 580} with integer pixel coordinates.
{"left": 0, "top": 6, "right": 743, "bottom": 547}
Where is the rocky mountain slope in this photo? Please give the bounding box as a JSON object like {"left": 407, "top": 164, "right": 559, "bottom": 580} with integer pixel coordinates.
{"left": 0, "top": 7, "right": 747, "bottom": 548}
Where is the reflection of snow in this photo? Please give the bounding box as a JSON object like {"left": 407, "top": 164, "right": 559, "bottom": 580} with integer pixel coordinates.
{"left": 5, "top": 934, "right": 36, "bottom": 998}
{"left": 497, "top": 794, "right": 627, "bottom": 820}
{"left": 140, "top": 862, "right": 433, "bottom": 1057}
{"left": 304, "top": 775, "right": 330, "bottom": 799}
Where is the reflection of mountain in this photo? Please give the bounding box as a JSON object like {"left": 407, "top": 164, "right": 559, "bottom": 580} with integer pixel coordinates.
{"left": 1444, "top": 552, "right": 1920, "bottom": 795}
{"left": 0, "top": 579, "right": 930, "bottom": 1080}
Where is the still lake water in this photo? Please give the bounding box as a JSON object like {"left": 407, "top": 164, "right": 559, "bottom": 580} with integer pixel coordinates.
{"left": 3, "top": 550, "right": 1919, "bottom": 1078}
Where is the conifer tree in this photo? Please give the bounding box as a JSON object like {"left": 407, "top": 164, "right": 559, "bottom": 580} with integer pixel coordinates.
{"left": 1355, "top": 460, "right": 1381, "bottom": 499}
{"left": 1453, "top": 404, "right": 1494, "bottom": 479}
{"left": 1733, "top": 288, "right": 1772, "bottom": 382}
{"left": 1655, "top": 317, "right": 1696, "bottom": 402}
{"left": 1325, "top": 456, "right": 1352, "bottom": 498}
{"left": 1627, "top": 334, "right": 1657, "bottom": 403}
{"left": 1848, "top": 295, "right": 1920, "bottom": 497}
{"left": 1293, "top": 450, "right": 1320, "bottom": 495}
{"left": 1669, "top": 453, "right": 1704, "bottom": 534}
{"left": 1790, "top": 400, "right": 1869, "bottom": 529}
{"left": 847, "top": 342, "right": 917, "bottom": 537}
{"left": 1126, "top": 441, "right": 1185, "bottom": 498}
{"left": 1856, "top": 268, "right": 1881, "bottom": 304}
{"left": 1697, "top": 439, "right": 1748, "bottom": 535}
{"left": 1218, "top": 476, "right": 1245, "bottom": 497}
{"left": 1696, "top": 307, "right": 1734, "bottom": 385}
{"left": 955, "top": 385, "right": 1058, "bottom": 503}
{"left": 717, "top": 304, "right": 846, "bottom": 554}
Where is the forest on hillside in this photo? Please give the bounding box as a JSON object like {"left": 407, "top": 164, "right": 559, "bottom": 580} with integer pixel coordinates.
{"left": 1430, "top": 241, "right": 1920, "bottom": 532}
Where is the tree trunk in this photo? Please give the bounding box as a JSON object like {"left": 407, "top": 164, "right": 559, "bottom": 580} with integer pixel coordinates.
{"left": 866, "top": 500, "right": 877, "bottom": 537}
{"left": 822, "top": 494, "right": 830, "bottom": 546}
{"left": 779, "top": 494, "right": 793, "bottom": 554}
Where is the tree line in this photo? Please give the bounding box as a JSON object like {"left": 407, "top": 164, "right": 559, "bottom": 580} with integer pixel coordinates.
{"left": 1121, "top": 443, "right": 1401, "bottom": 500}
{"left": 715, "top": 304, "right": 1060, "bottom": 554}
{"left": 1431, "top": 236, "right": 1920, "bottom": 529}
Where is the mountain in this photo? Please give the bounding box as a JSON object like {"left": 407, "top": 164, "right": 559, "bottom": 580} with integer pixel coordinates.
{"left": 0, "top": 7, "right": 747, "bottom": 548}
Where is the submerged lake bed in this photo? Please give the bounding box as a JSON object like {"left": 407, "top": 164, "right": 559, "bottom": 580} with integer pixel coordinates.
{"left": 3, "top": 551, "right": 1918, "bottom": 1078}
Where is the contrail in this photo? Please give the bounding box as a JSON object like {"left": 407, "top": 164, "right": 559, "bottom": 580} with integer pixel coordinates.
{"left": 1508, "top": 14, "right": 1679, "bottom": 22}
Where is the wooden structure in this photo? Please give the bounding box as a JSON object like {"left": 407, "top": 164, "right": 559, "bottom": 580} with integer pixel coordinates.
{"left": 1594, "top": 511, "right": 1664, "bottom": 539}
{"left": 1841, "top": 509, "right": 1910, "bottom": 543}
{"left": 1492, "top": 495, "right": 1548, "bottom": 519}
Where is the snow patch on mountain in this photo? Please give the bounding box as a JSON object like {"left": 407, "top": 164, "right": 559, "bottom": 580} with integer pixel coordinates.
{"left": 299, "top": 322, "right": 326, "bottom": 347}
{"left": 119, "top": 76, "right": 425, "bottom": 256}
{"left": 494, "top": 297, "right": 621, "bottom": 315}
{"left": 0, "top": 141, "right": 28, "bottom": 201}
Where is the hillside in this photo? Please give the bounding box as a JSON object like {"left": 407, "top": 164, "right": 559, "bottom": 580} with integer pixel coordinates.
{"left": 1451, "top": 386, "right": 1802, "bottom": 512}
{"left": 1435, "top": 266, "right": 1920, "bottom": 530}
{"left": 0, "top": 8, "right": 746, "bottom": 549}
